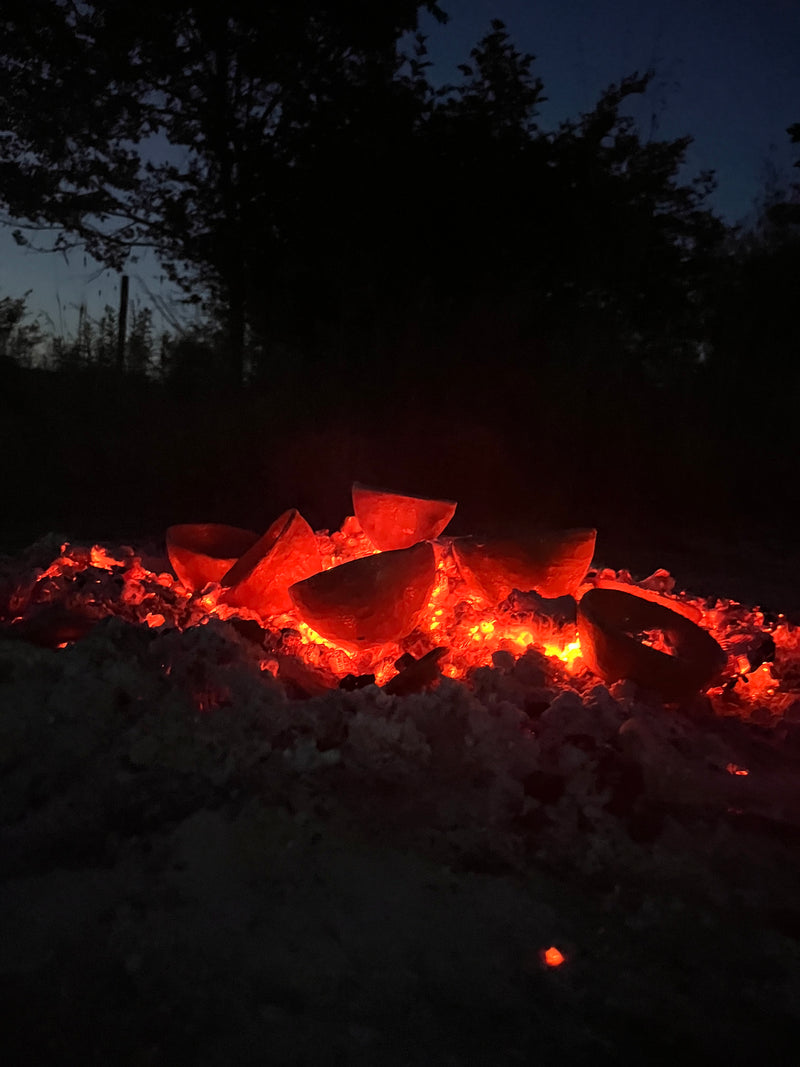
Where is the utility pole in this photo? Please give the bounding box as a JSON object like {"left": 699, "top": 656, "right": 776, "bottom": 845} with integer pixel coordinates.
{"left": 77, "top": 302, "right": 87, "bottom": 363}
{"left": 116, "top": 274, "right": 129, "bottom": 373}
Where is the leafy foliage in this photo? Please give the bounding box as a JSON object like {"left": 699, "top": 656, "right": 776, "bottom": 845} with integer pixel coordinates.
{"left": 0, "top": 293, "right": 45, "bottom": 364}
{"left": 707, "top": 121, "right": 800, "bottom": 408}
{"left": 0, "top": 1, "right": 781, "bottom": 423}
{"left": 1, "top": 1, "right": 447, "bottom": 384}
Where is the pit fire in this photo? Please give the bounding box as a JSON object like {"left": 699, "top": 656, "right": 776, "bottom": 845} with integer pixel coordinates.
{"left": 2, "top": 482, "right": 793, "bottom": 721}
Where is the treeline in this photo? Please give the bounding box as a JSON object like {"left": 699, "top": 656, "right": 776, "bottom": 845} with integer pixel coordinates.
{"left": 1, "top": 5, "right": 798, "bottom": 398}
{"left": 1, "top": 4, "right": 799, "bottom": 542}
{"left": 0, "top": 293, "right": 234, "bottom": 390}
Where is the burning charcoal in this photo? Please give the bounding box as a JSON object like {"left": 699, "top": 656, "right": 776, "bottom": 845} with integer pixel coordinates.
{"left": 508, "top": 589, "right": 578, "bottom": 624}
{"left": 166, "top": 523, "right": 258, "bottom": 592}
{"left": 577, "top": 587, "right": 727, "bottom": 701}
{"left": 384, "top": 647, "right": 447, "bottom": 695}
{"left": 221, "top": 509, "right": 322, "bottom": 616}
{"left": 289, "top": 541, "right": 436, "bottom": 648}
{"left": 352, "top": 482, "right": 457, "bottom": 551}
{"left": 637, "top": 568, "right": 677, "bottom": 595}
{"left": 723, "top": 631, "right": 777, "bottom": 676}
{"left": 452, "top": 527, "right": 596, "bottom": 602}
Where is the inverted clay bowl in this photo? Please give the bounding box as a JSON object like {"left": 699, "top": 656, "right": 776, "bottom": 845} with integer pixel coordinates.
{"left": 452, "top": 528, "right": 597, "bottom": 602}
{"left": 166, "top": 523, "right": 259, "bottom": 592}
{"left": 221, "top": 508, "right": 322, "bottom": 616}
{"left": 289, "top": 540, "right": 436, "bottom": 647}
{"left": 577, "top": 587, "right": 727, "bottom": 701}
{"left": 589, "top": 577, "right": 703, "bottom": 623}
{"left": 352, "top": 482, "right": 457, "bottom": 551}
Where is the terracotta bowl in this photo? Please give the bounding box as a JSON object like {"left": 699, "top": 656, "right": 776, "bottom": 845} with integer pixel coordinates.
{"left": 221, "top": 509, "right": 322, "bottom": 615}
{"left": 352, "top": 482, "right": 456, "bottom": 551}
{"left": 452, "top": 528, "right": 597, "bottom": 602}
{"left": 166, "top": 523, "right": 259, "bottom": 592}
{"left": 577, "top": 587, "right": 727, "bottom": 701}
{"left": 589, "top": 578, "right": 703, "bottom": 622}
{"left": 289, "top": 541, "right": 436, "bottom": 648}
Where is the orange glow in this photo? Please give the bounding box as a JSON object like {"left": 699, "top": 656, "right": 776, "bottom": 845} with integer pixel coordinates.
{"left": 197, "top": 592, "right": 219, "bottom": 613}
{"left": 726, "top": 763, "right": 749, "bottom": 776}
{"left": 741, "top": 661, "right": 777, "bottom": 698}
{"left": 18, "top": 504, "right": 789, "bottom": 718}
{"left": 16, "top": 531, "right": 629, "bottom": 688}
{"left": 89, "top": 545, "right": 125, "bottom": 570}
{"left": 289, "top": 576, "right": 587, "bottom": 685}
{"left": 541, "top": 946, "right": 566, "bottom": 967}
{"left": 37, "top": 544, "right": 78, "bottom": 580}
{"left": 297, "top": 620, "right": 330, "bottom": 646}
{"left": 543, "top": 634, "right": 582, "bottom": 668}
{"left": 374, "top": 661, "right": 398, "bottom": 686}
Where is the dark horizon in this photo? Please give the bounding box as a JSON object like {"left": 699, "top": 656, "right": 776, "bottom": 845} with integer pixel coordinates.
{"left": 1, "top": 0, "right": 798, "bottom": 331}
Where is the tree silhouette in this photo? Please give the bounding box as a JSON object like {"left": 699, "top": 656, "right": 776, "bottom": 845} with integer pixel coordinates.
{"left": 0, "top": 292, "right": 44, "bottom": 364}
{"left": 1, "top": 6, "right": 727, "bottom": 400}
{"left": 788, "top": 122, "right": 800, "bottom": 168}
{"left": 449, "top": 18, "right": 545, "bottom": 139}
{"left": 707, "top": 120, "right": 800, "bottom": 435}
{"left": 0, "top": 1, "right": 447, "bottom": 386}
{"left": 762, "top": 122, "right": 800, "bottom": 231}
{"left": 539, "top": 74, "right": 726, "bottom": 377}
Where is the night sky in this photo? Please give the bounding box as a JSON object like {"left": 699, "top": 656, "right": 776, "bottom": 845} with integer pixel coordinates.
{"left": 424, "top": 0, "right": 799, "bottom": 220}
{"left": 1, "top": 0, "right": 798, "bottom": 334}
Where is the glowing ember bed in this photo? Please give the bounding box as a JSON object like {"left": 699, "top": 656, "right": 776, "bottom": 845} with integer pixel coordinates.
{"left": 3, "top": 483, "right": 792, "bottom": 717}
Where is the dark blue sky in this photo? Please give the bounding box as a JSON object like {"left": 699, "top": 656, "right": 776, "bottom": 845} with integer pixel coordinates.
{"left": 1, "top": 0, "right": 798, "bottom": 334}
{"left": 423, "top": 0, "right": 799, "bottom": 219}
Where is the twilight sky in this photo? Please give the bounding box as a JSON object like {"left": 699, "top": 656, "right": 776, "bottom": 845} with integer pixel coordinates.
{"left": 1, "top": 0, "right": 798, "bottom": 336}
{"left": 424, "top": 0, "right": 799, "bottom": 218}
